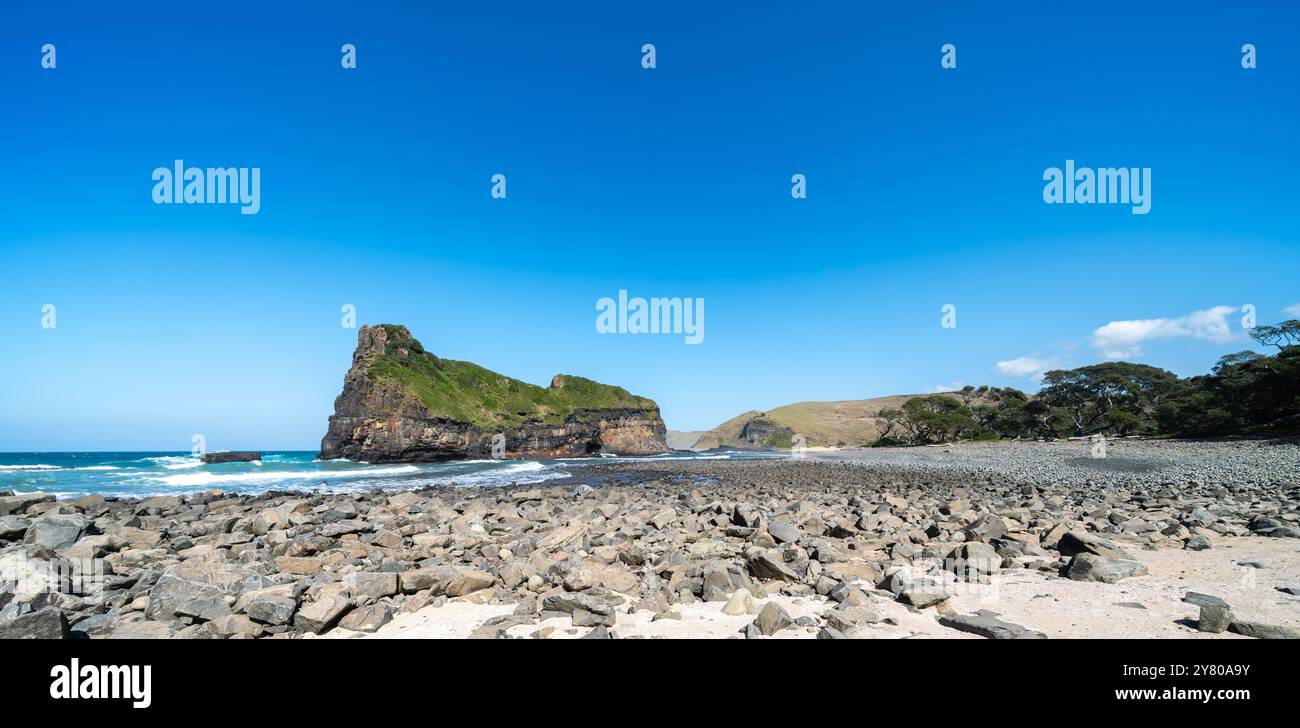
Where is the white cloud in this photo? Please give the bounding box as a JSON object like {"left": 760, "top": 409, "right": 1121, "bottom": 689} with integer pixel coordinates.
{"left": 926, "top": 381, "right": 964, "bottom": 393}
{"left": 1284, "top": 303, "right": 1300, "bottom": 318}
{"left": 995, "top": 356, "right": 1054, "bottom": 380}
{"left": 1091, "top": 305, "right": 1238, "bottom": 359}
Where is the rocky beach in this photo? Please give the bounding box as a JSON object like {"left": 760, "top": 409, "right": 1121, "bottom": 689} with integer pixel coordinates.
{"left": 2, "top": 439, "right": 1297, "bottom": 640}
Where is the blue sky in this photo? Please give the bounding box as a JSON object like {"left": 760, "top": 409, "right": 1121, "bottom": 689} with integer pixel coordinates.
{"left": 1, "top": 1, "right": 1297, "bottom": 451}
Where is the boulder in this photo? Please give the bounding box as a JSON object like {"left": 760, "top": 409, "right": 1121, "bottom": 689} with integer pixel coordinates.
{"left": 295, "top": 594, "right": 353, "bottom": 634}
{"left": 0, "top": 515, "right": 31, "bottom": 541}
{"left": 768, "top": 520, "right": 801, "bottom": 545}
{"left": 0, "top": 607, "right": 68, "bottom": 639}
{"left": 701, "top": 563, "right": 759, "bottom": 601}
{"left": 175, "top": 595, "right": 233, "bottom": 622}
{"left": 542, "top": 592, "right": 618, "bottom": 616}
{"left": 147, "top": 560, "right": 273, "bottom": 620}
{"left": 825, "top": 605, "right": 880, "bottom": 631}
{"left": 1197, "top": 605, "right": 1233, "bottom": 634}
{"left": 963, "top": 514, "right": 1008, "bottom": 542}
{"left": 1065, "top": 553, "right": 1148, "bottom": 584}
{"left": 339, "top": 604, "right": 392, "bottom": 633}
{"left": 244, "top": 595, "right": 297, "bottom": 626}
{"left": 722, "top": 589, "right": 755, "bottom": 616}
{"left": 938, "top": 610, "right": 1046, "bottom": 639}
{"left": 1228, "top": 621, "right": 1300, "bottom": 639}
{"left": 947, "top": 542, "right": 1000, "bottom": 582}
{"left": 1057, "top": 530, "right": 1134, "bottom": 560}
{"left": 23, "top": 513, "right": 89, "bottom": 550}
{"left": 445, "top": 568, "right": 495, "bottom": 597}
{"left": 0, "top": 493, "right": 54, "bottom": 516}
{"left": 274, "top": 556, "right": 323, "bottom": 576}
{"left": 345, "top": 571, "right": 398, "bottom": 603}
{"left": 748, "top": 601, "right": 793, "bottom": 637}
{"left": 201, "top": 451, "right": 262, "bottom": 464}
{"left": 745, "top": 549, "right": 800, "bottom": 583}
{"left": 899, "top": 587, "right": 951, "bottom": 609}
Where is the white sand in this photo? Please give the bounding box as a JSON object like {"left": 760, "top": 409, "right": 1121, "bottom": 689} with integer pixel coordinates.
{"left": 339, "top": 535, "right": 1300, "bottom": 639}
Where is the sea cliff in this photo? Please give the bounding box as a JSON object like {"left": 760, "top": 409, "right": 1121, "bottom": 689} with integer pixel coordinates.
{"left": 319, "top": 325, "right": 668, "bottom": 462}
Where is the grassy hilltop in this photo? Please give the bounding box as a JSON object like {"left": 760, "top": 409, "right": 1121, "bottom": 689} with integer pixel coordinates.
{"left": 365, "top": 324, "right": 659, "bottom": 429}
{"left": 692, "top": 395, "right": 924, "bottom": 450}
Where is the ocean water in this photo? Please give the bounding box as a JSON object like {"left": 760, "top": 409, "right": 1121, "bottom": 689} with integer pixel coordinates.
{"left": 0, "top": 450, "right": 778, "bottom": 499}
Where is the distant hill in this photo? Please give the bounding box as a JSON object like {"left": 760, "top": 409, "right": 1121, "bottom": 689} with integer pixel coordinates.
{"left": 665, "top": 430, "right": 706, "bottom": 450}
{"left": 691, "top": 394, "right": 938, "bottom": 450}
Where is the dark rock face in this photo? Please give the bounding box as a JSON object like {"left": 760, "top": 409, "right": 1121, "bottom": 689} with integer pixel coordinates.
{"left": 0, "top": 607, "right": 69, "bottom": 639}
{"left": 201, "top": 452, "right": 262, "bottom": 464}
{"left": 738, "top": 417, "right": 793, "bottom": 447}
{"left": 319, "top": 325, "right": 669, "bottom": 462}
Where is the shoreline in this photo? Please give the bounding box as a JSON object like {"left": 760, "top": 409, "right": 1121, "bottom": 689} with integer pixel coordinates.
{"left": 2, "top": 440, "right": 1298, "bottom": 639}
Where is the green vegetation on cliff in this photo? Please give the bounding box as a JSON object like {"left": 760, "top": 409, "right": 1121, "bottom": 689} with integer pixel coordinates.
{"left": 366, "top": 324, "right": 659, "bottom": 429}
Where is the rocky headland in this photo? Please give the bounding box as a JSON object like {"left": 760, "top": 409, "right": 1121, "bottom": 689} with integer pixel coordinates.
{"left": 202, "top": 452, "right": 262, "bottom": 464}
{"left": 1, "top": 439, "right": 1296, "bottom": 639}
{"left": 319, "top": 324, "right": 668, "bottom": 462}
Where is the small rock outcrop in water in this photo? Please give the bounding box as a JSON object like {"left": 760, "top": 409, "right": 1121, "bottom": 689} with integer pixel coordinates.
{"left": 319, "top": 324, "right": 669, "bottom": 462}
{"left": 201, "top": 452, "right": 262, "bottom": 464}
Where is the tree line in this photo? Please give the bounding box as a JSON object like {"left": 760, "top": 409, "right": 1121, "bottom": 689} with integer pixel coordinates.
{"left": 876, "top": 320, "right": 1300, "bottom": 445}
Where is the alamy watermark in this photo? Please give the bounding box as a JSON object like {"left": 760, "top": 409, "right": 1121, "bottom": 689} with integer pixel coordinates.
{"left": 50, "top": 659, "right": 151, "bottom": 709}
{"left": 596, "top": 290, "right": 704, "bottom": 344}
{"left": 1, "top": 556, "right": 107, "bottom": 604}
{"left": 1043, "top": 160, "right": 1150, "bottom": 215}
{"left": 152, "top": 160, "right": 260, "bottom": 214}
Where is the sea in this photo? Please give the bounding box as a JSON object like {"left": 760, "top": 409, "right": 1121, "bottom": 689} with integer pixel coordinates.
{"left": 0, "top": 450, "right": 780, "bottom": 499}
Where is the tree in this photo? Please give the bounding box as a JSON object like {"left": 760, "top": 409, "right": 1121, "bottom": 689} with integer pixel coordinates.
{"left": 900, "top": 395, "right": 973, "bottom": 444}
{"left": 1037, "top": 362, "right": 1180, "bottom": 436}
{"left": 1249, "top": 320, "right": 1300, "bottom": 350}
